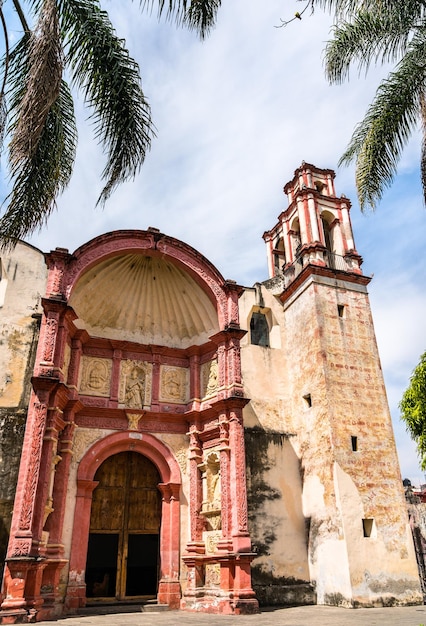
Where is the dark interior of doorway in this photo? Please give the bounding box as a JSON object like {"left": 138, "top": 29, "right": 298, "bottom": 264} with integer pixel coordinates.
{"left": 86, "top": 532, "right": 159, "bottom": 599}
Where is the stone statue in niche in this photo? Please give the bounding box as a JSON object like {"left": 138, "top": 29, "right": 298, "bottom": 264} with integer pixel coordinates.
{"left": 200, "top": 451, "right": 221, "bottom": 531}
{"left": 201, "top": 359, "right": 218, "bottom": 398}
{"left": 79, "top": 357, "right": 112, "bottom": 397}
{"left": 125, "top": 367, "right": 145, "bottom": 408}
{"left": 119, "top": 360, "right": 152, "bottom": 409}
{"left": 207, "top": 462, "right": 220, "bottom": 506}
{"left": 160, "top": 366, "right": 188, "bottom": 403}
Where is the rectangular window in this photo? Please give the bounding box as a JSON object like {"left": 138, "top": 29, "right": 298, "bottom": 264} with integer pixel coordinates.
{"left": 362, "top": 518, "right": 375, "bottom": 538}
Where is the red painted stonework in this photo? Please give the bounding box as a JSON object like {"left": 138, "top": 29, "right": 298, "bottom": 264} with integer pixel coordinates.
{"left": 1, "top": 230, "right": 257, "bottom": 622}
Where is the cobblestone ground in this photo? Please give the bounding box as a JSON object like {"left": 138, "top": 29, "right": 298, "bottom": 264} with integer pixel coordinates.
{"left": 34, "top": 605, "right": 426, "bottom": 626}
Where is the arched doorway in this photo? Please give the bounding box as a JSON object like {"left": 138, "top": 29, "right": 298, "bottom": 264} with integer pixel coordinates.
{"left": 85, "top": 451, "right": 161, "bottom": 602}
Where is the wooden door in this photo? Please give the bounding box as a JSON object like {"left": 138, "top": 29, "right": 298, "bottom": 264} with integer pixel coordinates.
{"left": 85, "top": 452, "right": 161, "bottom": 601}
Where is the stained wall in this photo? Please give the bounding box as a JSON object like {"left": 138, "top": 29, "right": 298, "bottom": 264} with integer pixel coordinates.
{"left": 239, "top": 270, "right": 421, "bottom": 607}
{"left": 0, "top": 242, "right": 47, "bottom": 577}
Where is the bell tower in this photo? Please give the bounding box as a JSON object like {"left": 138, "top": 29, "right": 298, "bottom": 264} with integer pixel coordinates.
{"left": 263, "top": 162, "right": 363, "bottom": 284}
{"left": 241, "top": 162, "right": 421, "bottom": 607}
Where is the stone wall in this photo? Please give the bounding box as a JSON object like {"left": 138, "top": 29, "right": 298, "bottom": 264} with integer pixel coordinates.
{"left": 239, "top": 270, "right": 421, "bottom": 607}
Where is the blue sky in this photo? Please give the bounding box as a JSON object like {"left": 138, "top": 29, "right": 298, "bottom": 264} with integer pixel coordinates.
{"left": 1, "top": 1, "right": 425, "bottom": 481}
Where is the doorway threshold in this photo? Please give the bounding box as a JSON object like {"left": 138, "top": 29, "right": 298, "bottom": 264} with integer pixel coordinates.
{"left": 79, "top": 599, "right": 169, "bottom": 616}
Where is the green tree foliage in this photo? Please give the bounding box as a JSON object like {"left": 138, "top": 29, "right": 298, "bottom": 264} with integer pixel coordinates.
{"left": 400, "top": 352, "right": 426, "bottom": 470}
{"left": 318, "top": 0, "right": 426, "bottom": 211}
{"left": 0, "top": 0, "right": 220, "bottom": 246}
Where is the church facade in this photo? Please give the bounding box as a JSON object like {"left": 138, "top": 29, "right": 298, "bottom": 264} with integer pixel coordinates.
{"left": 0, "top": 163, "right": 422, "bottom": 622}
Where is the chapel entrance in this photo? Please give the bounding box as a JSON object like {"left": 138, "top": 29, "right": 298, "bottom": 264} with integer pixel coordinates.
{"left": 85, "top": 451, "right": 161, "bottom": 602}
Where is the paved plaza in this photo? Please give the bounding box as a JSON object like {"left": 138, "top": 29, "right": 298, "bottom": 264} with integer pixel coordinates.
{"left": 34, "top": 605, "right": 426, "bottom": 626}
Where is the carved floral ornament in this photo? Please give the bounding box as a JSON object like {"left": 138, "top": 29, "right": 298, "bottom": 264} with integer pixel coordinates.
{"left": 71, "top": 428, "right": 105, "bottom": 467}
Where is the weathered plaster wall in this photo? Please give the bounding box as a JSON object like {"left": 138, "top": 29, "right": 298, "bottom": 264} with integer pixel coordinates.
{"left": 245, "top": 428, "right": 314, "bottom": 606}
{"left": 239, "top": 286, "right": 289, "bottom": 432}
{"left": 282, "top": 274, "right": 421, "bottom": 606}
{"left": 0, "top": 242, "right": 46, "bottom": 576}
{"left": 239, "top": 273, "right": 421, "bottom": 607}
{"left": 240, "top": 287, "right": 315, "bottom": 605}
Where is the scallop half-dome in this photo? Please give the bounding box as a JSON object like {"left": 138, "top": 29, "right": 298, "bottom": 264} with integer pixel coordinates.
{"left": 69, "top": 253, "right": 219, "bottom": 348}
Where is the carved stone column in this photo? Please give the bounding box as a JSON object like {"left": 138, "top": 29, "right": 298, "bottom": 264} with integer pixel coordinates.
{"left": 227, "top": 407, "right": 258, "bottom": 612}
{"left": 187, "top": 425, "right": 203, "bottom": 546}
{"left": 157, "top": 483, "right": 181, "bottom": 608}
{"left": 228, "top": 408, "right": 251, "bottom": 550}
{"left": 182, "top": 425, "right": 205, "bottom": 601}
{"left": 44, "top": 248, "right": 70, "bottom": 300}
{"left": 1, "top": 387, "right": 51, "bottom": 617}
{"left": 35, "top": 300, "right": 66, "bottom": 379}
{"left": 6, "top": 389, "right": 50, "bottom": 561}
{"left": 217, "top": 417, "right": 232, "bottom": 551}
{"left": 66, "top": 480, "right": 98, "bottom": 610}
{"left": 40, "top": 417, "right": 78, "bottom": 618}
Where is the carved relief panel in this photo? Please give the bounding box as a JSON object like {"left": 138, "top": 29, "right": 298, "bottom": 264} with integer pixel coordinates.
{"left": 79, "top": 357, "right": 112, "bottom": 397}
{"left": 200, "top": 359, "right": 218, "bottom": 399}
{"left": 159, "top": 365, "right": 189, "bottom": 404}
{"left": 119, "top": 360, "right": 152, "bottom": 410}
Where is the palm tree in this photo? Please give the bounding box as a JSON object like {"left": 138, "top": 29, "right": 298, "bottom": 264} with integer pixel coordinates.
{"left": 0, "top": 0, "right": 221, "bottom": 246}
{"left": 318, "top": 0, "right": 426, "bottom": 210}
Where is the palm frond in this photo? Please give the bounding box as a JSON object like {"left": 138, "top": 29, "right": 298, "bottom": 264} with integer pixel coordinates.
{"left": 314, "top": 0, "right": 424, "bottom": 21}
{"left": 59, "top": 0, "right": 154, "bottom": 205}
{"left": 325, "top": 8, "right": 423, "bottom": 83}
{"left": 5, "top": 32, "right": 31, "bottom": 134}
{"left": 9, "top": 0, "right": 62, "bottom": 166}
{"left": 140, "top": 0, "right": 219, "bottom": 38}
{"left": 183, "top": 0, "right": 221, "bottom": 39}
{"left": 140, "top": 0, "right": 189, "bottom": 20}
{"left": 0, "top": 79, "right": 77, "bottom": 246}
{"left": 0, "top": 7, "right": 9, "bottom": 152}
{"left": 11, "top": 0, "right": 31, "bottom": 33}
{"left": 339, "top": 32, "right": 426, "bottom": 210}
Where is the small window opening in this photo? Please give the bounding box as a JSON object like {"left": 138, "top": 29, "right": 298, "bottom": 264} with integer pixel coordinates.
{"left": 338, "top": 304, "right": 345, "bottom": 318}
{"left": 351, "top": 436, "right": 358, "bottom": 452}
{"left": 250, "top": 312, "right": 269, "bottom": 347}
{"left": 303, "top": 394, "right": 312, "bottom": 408}
{"left": 362, "top": 518, "right": 374, "bottom": 538}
